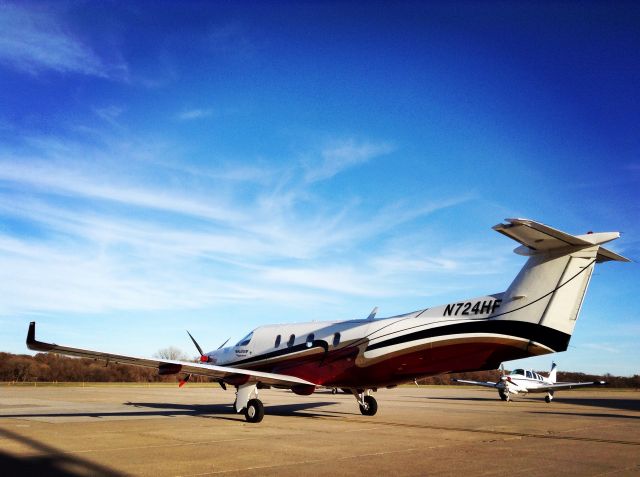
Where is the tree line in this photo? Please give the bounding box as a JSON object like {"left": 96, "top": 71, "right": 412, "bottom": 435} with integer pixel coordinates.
{"left": 1, "top": 352, "right": 638, "bottom": 388}
{"left": 0, "top": 352, "right": 209, "bottom": 384}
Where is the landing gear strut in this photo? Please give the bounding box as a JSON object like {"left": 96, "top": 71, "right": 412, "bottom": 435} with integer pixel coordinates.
{"left": 545, "top": 391, "right": 554, "bottom": 403}
{"left": 352, "top": 389, "right": 378, "bottom": 416}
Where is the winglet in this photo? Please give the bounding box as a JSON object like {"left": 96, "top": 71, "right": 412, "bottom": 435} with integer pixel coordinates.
{"left": 27, "top": 321, "right": 35, "bottom": 345}
{"left": 26, "top": 322, "right": 55, "bottom": 352}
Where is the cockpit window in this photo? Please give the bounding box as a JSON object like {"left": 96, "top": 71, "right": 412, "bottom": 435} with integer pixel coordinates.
{"left": 513, "top": 369, "right": 525, "bottom": 376}
{"left": 236, "top": 331, "right": 253, "bottom": 347}
{"left": 526, "top": 371, "right": 533, "bottom": 378}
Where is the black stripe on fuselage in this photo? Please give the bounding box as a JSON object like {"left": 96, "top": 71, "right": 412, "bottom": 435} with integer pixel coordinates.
{"left": 228, "top": 340, "right": 329, "bottom": 367}
{"left": 365, "top": 320, "right": 571, "bottom": 353}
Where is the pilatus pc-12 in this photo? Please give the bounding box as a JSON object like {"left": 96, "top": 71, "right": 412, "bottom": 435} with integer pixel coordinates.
{"left": 27, "top": 219, "right": 629, "bottom": 422}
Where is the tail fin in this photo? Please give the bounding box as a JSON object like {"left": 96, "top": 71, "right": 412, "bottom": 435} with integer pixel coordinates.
{"left": 492, "top": 219, "right": 629, "bottom": 353}
{"left": 548, "top": 362, "right": 557, "bottom": 384}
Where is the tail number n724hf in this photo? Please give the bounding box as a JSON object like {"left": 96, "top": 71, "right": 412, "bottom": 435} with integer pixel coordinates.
{"left": 443, "top": 299, "right": 502, "bottom": 317}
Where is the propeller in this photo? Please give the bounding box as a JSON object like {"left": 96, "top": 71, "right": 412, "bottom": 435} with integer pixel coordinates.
{"left": 217, "top": 338, "right": 230, "bottom": 349}
{"left": 498, "top": 363, "right": 509, "bottom": 390}
{"left": 181, "top": 331, "right": 230, "bottom": 390}
{"left": 187, "top": 330, "right": 208, "bottom": 362}
{"left": 497, "top": 364, "right": 511, "bottom": 401}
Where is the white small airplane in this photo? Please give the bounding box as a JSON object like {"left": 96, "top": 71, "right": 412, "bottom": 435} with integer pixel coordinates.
{"left": 26, "top": 218, "right": 629, "bottom": 422}
{"left": 453, "top": 362, "right": 606, "bottom": 402}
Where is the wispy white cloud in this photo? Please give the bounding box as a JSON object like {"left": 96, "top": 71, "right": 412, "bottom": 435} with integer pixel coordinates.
{"left": 94, "top": 106, "right": 125, "bottom": 126}
{"left": 304, "top": 139, "right": 395, "bottom": 183}
{"left": 0, "top": 158, "right": 244, "bottom": 224}
{"left": 0, "top": 133, "right": 475, "bottom": 317}
{"left": 177, "top": 109, "right": 214, "bottom": 121}
{"left": 581, "top": 343, "right": 620, "bottom": 354}
{"left": 0, "top": 3, "right": 127, "bottom": 79}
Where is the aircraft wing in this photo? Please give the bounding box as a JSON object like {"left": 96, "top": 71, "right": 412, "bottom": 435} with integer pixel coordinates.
{"left": 26, "top": 322, "right": 315, "bottom": 388}
{"left": 452, "top": 378, "right": 500, "bottom": 389}
{"left": 534, "top": 381, "right": 607, "bottom": 391}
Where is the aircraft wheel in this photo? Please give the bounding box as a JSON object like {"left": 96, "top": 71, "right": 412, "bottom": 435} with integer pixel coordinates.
{"left": 244, "top": 398, "right": 265, "bottom": 423}
{"left": 359, "top": 395, "right": 378, "bottom": 416}
{"left": 499, "top": 391, "right": 508, "bottom": 401}
{"left": 545, "top": 395, "right": 551, "bottom": 403}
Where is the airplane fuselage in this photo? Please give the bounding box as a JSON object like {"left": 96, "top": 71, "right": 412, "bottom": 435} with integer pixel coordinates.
{"left": 206, "top": 292, "right": 556, "bottom": 388}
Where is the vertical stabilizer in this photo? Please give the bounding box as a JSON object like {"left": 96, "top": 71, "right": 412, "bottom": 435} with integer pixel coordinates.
{"left": 548, "top": 362, "right": 558, "bottom": 384}
{"left": 491, "top": 219, "right": 629, "bottom": 352}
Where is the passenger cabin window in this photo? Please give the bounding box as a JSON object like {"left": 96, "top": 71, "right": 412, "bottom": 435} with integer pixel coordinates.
{"left": 274, "top": 335, "right": 281, "bottom": 347}
{"left": 333, "top": 332, "right": 341, "bottom": 346}
{"left": 236, "top": 331, "right": 253, "bottom": 347}
{"left": 306, "top": 333, "right": 315, "bottom": 347}
{"left": 526, "top": 371, "right": 533, "bottom": 378}
{"left": 287, "top": 334, "right": 295, "bottom": 347}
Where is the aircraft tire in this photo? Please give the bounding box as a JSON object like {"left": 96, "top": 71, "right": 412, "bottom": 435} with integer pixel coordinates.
{"left": 244, "top": 398, "right": 265, "bottom": 423}
{"left": 359, "top": 395, "right": 378, "bottom": 416}
{"left": 499, "top": 391, "right": 508, "bottom": 401}
{"left": 545, "top": 395, "right": 551, "bottom": 403}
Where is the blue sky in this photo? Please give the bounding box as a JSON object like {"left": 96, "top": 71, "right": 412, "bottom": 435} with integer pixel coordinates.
{"left": 0, "top": 1, "right": 638, "bottom": 376}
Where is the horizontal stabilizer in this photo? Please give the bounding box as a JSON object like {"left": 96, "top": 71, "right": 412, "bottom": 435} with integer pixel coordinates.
{"left": 596, "top": 246, "right": 631, "bottom": 263}
{"left": 493, "top": 218, "right": 630, "bottom": 262}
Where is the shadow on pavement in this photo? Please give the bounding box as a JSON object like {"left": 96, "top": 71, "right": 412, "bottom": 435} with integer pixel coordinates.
{"left": 0, "top": 428, "right": 122, "bottom": 477}
{"left": 0, "top": 400, "right": 337, "bottom": 422}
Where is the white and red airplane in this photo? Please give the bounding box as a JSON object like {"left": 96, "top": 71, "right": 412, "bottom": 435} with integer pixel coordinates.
{"left": 26, "top": 218, "right": 629, "bottom": 422}
{"left": 453, "top": 362, "right": 606, "bottom": 402}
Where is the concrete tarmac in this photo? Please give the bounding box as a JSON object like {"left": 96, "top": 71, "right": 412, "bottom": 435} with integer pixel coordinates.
{"left": 0, "top": 384, "right": 639, "bottom": 476}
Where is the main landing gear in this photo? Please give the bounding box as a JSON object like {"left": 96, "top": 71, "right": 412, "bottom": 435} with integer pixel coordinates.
{"left": 235, "top": 383, "right": 264, "bottom": 423}
{"left": 245, "top": 398, "right": 265, "bottom": 423}
{"left": 545, "top": 391, "right": 554, "bottom": 403}
{"left": 352, "top": 389, "right": 378, "bottom": 416}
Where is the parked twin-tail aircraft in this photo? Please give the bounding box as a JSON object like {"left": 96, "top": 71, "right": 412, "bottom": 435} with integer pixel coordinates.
{"left": 27, "top": 218, "right": 629, "bottom": 422}
{"left": 453, "top": 362, "right": 606, "bottom": 402}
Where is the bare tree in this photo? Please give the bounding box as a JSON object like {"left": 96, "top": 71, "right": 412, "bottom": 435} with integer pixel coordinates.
{"left": 154, "top": 346, "right": 189, "bottom": 361}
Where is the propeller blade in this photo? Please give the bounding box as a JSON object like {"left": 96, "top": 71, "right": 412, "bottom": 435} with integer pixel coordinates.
{"left": 186, "top": 330, "right": 204, "bottom": 356}
{"left": 217, "top": 338, "right": 230, "bottom": 350}
{"left": 179, "top": 374, "right": 191, "bottom": 388}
